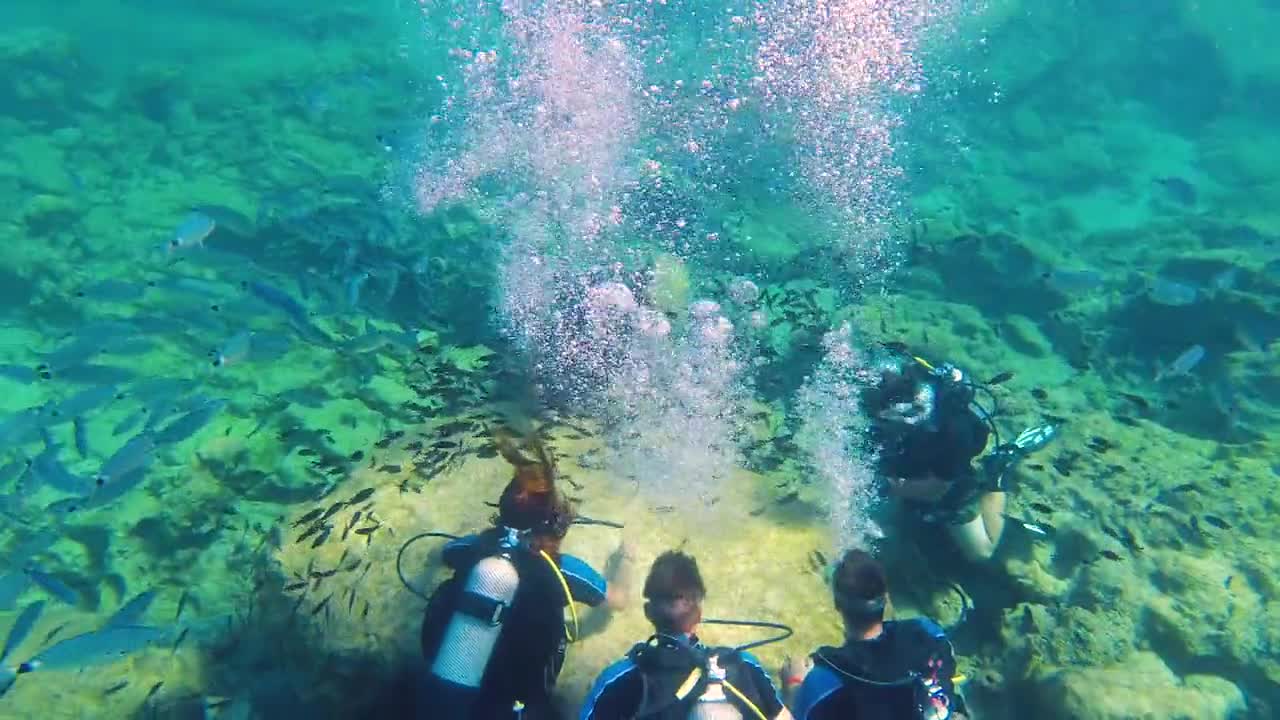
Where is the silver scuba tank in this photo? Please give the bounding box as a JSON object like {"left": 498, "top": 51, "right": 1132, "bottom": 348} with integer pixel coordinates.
{"left": 689, "top": 656, "right": 743, "bottom": 720}
{"left": 429, "top": 553, "right": 520, "bottom": 688}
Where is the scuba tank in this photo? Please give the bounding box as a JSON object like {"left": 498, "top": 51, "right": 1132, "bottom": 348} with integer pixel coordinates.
{"left": 688, "top": 655, "right": 743, "bottom": 720}
{"left": 428, "top": 529, "right": 524, "bottom": 690}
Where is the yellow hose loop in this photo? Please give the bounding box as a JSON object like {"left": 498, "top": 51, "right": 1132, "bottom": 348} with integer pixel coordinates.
{"left": 539, "top": 549, "right": 580, "bottom": 642}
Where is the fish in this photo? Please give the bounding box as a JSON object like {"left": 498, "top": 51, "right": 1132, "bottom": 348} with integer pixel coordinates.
{"left": 1118, "top": 392, "right": 1150, "bottom": 410}
{"left": 293, "top": 508, "right": 324, "bottom": 527}
{"left": 378, "top": 464, "right": 402, "bottom": 474}
{"left": 24, "top": 567, "right": 79, "bottom": 606}
{"left": 15, "top": 625, "right": 167, "bottom": 673}
{"left": 169, "top": 627, "right": 190, "bottom": 654}
{"left": 213, "top": 331, "right": 254, "bottom": 367}
{"left": 1202, "top": 515, "right": 1231, "bottom": 530}
{"left": 76, "top": 279, "right": 147, "bottom": 303}
{"left": 1155, "top": 344, "right": 1206, "bottom": 381}
{"left": 0, "top": 572, "right": 32, "bottom": 612}
{"left": 0, "top": 364, "right": 37, "bottom": 384}
{"left": 1043, "top": 268, "right": 1104, "bottom": 293}
{"left": 45, "top": 385, "right": 122, "bottom": 421}
{"left": 165, "top": 211, "right": 216, "bottom": 255}
{"left": 245, "top": 281, "right": 332, "bottom": 346}
{"left": 353, "top": 525, "right": 379, "bottom": 536}
{"left": 152, "top": 400, "right": 225, "bottom": 445}
{"left": 95, "top": 433, "right": 156, "bottom": 486}
{"left": 1099, "top": 550, "right": 1122, "bottom": 562}
{"left": 311, "top": 594, "right": 333, "bottom": 617}
{"left": 84, "top": 463, "right": 151, "bottom": 509}
{"left": 346, "top": 271, "right": 371, "bottom": 308}
{"left": 107, "top": 590, "right": 157, "bottom": 627}
{"left": 346, "top": 487, "right": 375, "bottom": 505}
{"left": 984, "top": 371, "right": 1015, "bottom": 385}
{"left": 318, "top": 502, "right": 345, "bottom": 523}
{"left": 311, "top": 526, "right": 332, "bottom": 548}
{"left": 103, "top": 680, "right": 130, "bottom": 695}
{"left": 30, "top": 448, "right": 89, "bottom": 494}
{"left": 0, "top": 601, "right": 45, "bottom": 664}
{"left": 1149, "top": 277, "right": 1198, "bottom": 306}
{"left": 73, "top": 417, "right": 91, "bottom": 458}
{"left": 1028, "top": 502, "right": 1053, "bottom": 514}
{"left": 284, "top": 581, "right": 307, "bottom": 592}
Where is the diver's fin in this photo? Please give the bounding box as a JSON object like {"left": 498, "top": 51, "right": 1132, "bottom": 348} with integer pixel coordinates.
{"left": 1004, "top": 515, "right": 1054, "bottom": 538}
{"left": 1011, "top": 424, "right": 1056, "bottom": 455}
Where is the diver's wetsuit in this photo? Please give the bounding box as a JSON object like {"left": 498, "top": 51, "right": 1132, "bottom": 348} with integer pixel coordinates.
{"left": 791, "top": 619, "right": 966, "bottom": 720}
{"left": 867, "top": 360, "right": 992, "bottom": 523}
{"left": 579, "top": 634, "right": 786, "bottom": 720}
{"left": 420, "top": 529, "right": 607, "bottom": 720}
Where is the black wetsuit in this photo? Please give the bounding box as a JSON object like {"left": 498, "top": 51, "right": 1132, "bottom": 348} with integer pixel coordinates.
{"left": 580, "top": 634, "right": 786, "bottom": 719}
{"left": 418, "top": 529, "right": 607, "bottom": 720}
{"left": 866, "top": 361, "right": 991, "bottom": 521}
{"left": 791, "top": 618, "right": 966, "bottom": 720}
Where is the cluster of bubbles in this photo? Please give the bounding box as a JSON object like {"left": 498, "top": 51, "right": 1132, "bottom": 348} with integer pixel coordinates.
{"left": 410, "top": 1, "right": 959, "bottom": 542}
{"left": 794, "top": 322, "right": 884, "bottom": 550}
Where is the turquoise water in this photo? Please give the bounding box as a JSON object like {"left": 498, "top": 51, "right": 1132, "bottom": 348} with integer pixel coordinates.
{"left": 0, "top": 1, "right": 1277, "bottom": 718}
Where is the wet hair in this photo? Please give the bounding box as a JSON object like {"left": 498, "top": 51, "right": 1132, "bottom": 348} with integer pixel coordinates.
{"left": 643, "top": 551, "right": 706, "bottom": 634}
{"left": 493, "top": 431, "right": 575, "bottom": 546}
{"left": 831, "top": 549, "right": 889, "bottom": 628}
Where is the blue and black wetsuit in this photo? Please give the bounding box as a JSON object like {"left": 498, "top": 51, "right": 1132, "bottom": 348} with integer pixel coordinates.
{"left": 791, "top": 618, "right": 966, "bottom": 720}
{"left": 420, "top": 529, "right": 608, "bottom": 720}
{"left": 579, "top": 634, "right": 786, "bottom": 720}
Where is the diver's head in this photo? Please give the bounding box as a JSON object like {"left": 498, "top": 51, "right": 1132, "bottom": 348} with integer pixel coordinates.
{"left": 494, "top": 431, "right": 575, "bottom": 553}
{"left": 832, "top": 549, "right": 891, "bottom": 639}
{"left": 643, "top": 551, "right": 706, "bottom": 636}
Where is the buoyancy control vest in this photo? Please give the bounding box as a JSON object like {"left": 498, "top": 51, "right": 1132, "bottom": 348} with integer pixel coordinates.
{"left": 626, "top": 636, "right": 768, "bottom": 720}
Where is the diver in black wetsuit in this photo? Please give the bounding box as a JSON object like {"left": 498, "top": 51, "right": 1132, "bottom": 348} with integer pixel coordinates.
{"left": 861, "top": 350, "right": 1054, "bottom": 561}
{"left": 417, "top": 433, "right": 631, "bottom": 720}
{"left": 788, "top": 549, "right": 968, "bottom": 720}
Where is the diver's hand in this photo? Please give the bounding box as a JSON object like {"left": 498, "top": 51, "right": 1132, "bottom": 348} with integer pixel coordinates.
{"left": 887, "top": 475, "right": 951, "bottom": 502}
{"left": 781, "top": 655, "right": 813, "bottom": 688}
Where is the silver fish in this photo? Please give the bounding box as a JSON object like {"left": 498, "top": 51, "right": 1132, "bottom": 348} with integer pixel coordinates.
{"left": 213, "top": 331, "right": 254, "bottom": 368}
{"left": 107, "top": 591, "right": 157, "bottom": 628}
{"left": 46, "top": 385, "right": 120, "bottom": 422}
{"left": 1044, "top": 268, "right": 1103, "bottom": 293}
{"left": 152, "top": 400, "right": 225, "bottom": 445}
{"left": 17, "top": 624, "right": 167, "bottom": 672}
{"left": 0, "top": 572, "right": 31, "bottom": 612}
{"left": 164, "top": 211, "right": 216, "bottom": 256}
{"left": 1156, "top": 344, "right": 1206, "bottom": 381}
{"left": 24, "top": 566, "right": 78, "bottom": 606}
{"left": 30, "top": 448, "right": 88, "bottom": 494}
{"left": 96, "top": 434, "right": 156, "bottom": 485}
{"left": 0, "top": 600, "right": 45, "bottom": 663}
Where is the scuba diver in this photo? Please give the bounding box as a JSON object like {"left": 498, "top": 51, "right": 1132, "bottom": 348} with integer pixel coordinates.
{"left": 579, "top": 551, "right": 793, "bottom": 720}
{"left": 787, "top": 549, "right": 968, "bottom": 720}
{"left": 418, "top": 431, "right": 633, "bottom": 720}
{"left": 861, "top": 347, "right": 1055, "bottom": 561}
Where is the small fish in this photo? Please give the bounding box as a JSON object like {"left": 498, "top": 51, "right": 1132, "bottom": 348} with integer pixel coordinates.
{"left": 1043, "top": 268, "right": 1104, "bottom": 293}
{"left": 1099, "top": 550, "right": 1122, "bottom": 562}
{"left": 96, "top": 433, "right": 156, "bottom": 486}
{"left": 347, "top": 589, "right": 358, "bottom": 613}
{"left": 24, "top": 567, "right": 79, "bottom": 606}
{"left": 1156, "top": 344, "right": 1206, "bottom": 381}
{"left": 166, "top": 211, "right": 216, "bottom": 255}
{"left": 107, "top": 590, "right": 157, "bottom": 627}
{"left": 296, "top": 523, "right": 325, "bottom": 544}
{"left": 169, "top": 627, "right": 190, "bottom": 654}
{"left": 984, "top": 371, "right": 1014, "bottom": 385}
{"left": 347, "top": 487, "right": 375, "bottom": 505}
{"left": 311, "top": 594, "right": 334, "bottom": 617}
{"left": 284, "top": 581, "right": 307, "bottom": 592}
{"left": 41, "top": 622, "right": 68, "bottom": 645}
{"left": 213, "top": 330, "right": 253, "bottom": 367}
{"left": 152, "top": 400, "right": 226, "bottom": 445}
{"left": 361, "top": 600, "right": 370, "bottom": 619}
{"left": 311, "top": 526, "right": 332, "bottom": 548}
{"left": 378, "top": 464, "right": 402, "bottom": 474}
{"left": 349, "top": 450, "right": 365, "bottom": 461}
{"left": 345, "top": 271, "right": 371, "bottom": 308}
{"left": 145, "top": 681, "right": 165, "bottom": 701}
{"left": 293, "top": 508, "right": 324, "bottom": 527}
{"left": 1202, "top": 515, "right": 1231, "bottom": 530}
{"left": 319, "top": 502, "right": 346, "bottom": 523}
{"left": 0, "top": 601, "right": 45, "bottom": 664}
{"left": 354, "top": 525, "right": 379, "bottom": 536}
{"left": 111, "top": 410, "right": 148, "bottom": 437}
{"left": 1149, "top": 277, "right": 1198, "bottom": 306}
{"left": 1028, "top": 502, "right": 1053, "bottom": 514}
{"left": 72, "top": 417, "right": 91, "bottom": 458}
{"left": 1171, "top": 482, "right": 1197, "bottom": 493}
{"left": 103, "top": 680, "right": 130, "bottom": 695}
{"left": 1118, "top": 392, "right": 1150, "bottom": 411}
{"left": 174, "top": 591, "right": 189, "bottom": 621}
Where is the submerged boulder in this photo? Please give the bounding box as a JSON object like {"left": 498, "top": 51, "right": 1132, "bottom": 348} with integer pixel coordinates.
{"left": 1040, "top": 651, "right": 1244, "bottom": 720}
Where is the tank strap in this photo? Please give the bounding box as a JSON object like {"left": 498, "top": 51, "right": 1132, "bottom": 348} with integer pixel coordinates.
{"left": 456, "top": 589, "right": 508, "bottom": 625}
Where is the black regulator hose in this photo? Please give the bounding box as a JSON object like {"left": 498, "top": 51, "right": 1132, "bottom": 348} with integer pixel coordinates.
{"left": 396, "top": 531, "right": 460, "bottom": 602}
{"left": 701, "top": 617, "right": 795, "bottom": 653}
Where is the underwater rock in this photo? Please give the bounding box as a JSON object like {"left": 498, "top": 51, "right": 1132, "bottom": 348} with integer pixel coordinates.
{"left": 999, "top": 313, "right": 1053, "bottom": 358}
{"left": 1142, "top": 549, "right": 1265, "bottom": 671}
{"left": 1040, "top": 651, "right": 1244, "bottom": 720}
